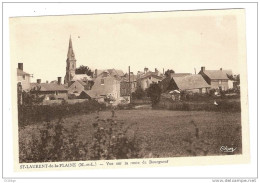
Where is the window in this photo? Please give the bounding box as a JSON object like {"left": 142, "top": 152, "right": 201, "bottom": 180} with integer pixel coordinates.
{"left": 101, "top": 79, "right": 104, "bottom": 85}
{"left": 149, "top": 76, "right": 151, "bottom": 80}
{"left": 218, "top": 80, "right": 222, "bottom": 85}
{"left": 23, "top": 75, "right": 25, "bottom": 80}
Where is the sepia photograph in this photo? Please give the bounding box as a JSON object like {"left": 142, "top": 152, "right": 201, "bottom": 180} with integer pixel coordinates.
{"left": 9, "top": 8, "right": 249, "bottom": 170}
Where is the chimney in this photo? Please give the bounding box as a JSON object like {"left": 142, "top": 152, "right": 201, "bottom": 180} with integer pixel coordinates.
{"left": 95, "top": 69, "right": 98, "bottom": 78}
{"left": 201, "top": 66, "right": 205, "bottom": 72}
{"left": 18, "top": 63, "right": 23, "bottom": 71}
{"left": 144, "top": 67, "right": 148, "bottom": 74}
{"left": 58, "top": 77, "right": 62, "bottom": 85}
{"left": 220, "top": 68, "right": 222, "bottom": 71}
{"left": 163, "top": 68, "right": 165, "bottom": 75}
{"left": 46, "top": 80, "right": 48, "bottom": 83}
{"left": 37, "top": 79, "right": 41, "bottom": 84}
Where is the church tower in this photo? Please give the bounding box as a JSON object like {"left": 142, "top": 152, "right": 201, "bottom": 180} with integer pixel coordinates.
{"left": 64, "top": 36, "right": 77, "bottom": 84}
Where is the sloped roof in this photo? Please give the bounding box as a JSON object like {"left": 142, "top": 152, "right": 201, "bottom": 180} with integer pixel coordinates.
{"left": 173, "top": 74, "right": 210, "bottom": 90}
{"left": 97, "top": 69, "right": 125, "bottom": 77}
{"left": 139, "top": 71, "right": 163, "bottom": 80}
{"left": 68, "top": 80, "right": 88, "bottom": 88}
{"left": 201, "top": 70, "right": 232, "bottom": 80}
{"left": 169, "top": 73, "right": 191, "bottom": 78}
{"left": 84, "top": 90, "right": 101, "bottom": 98}
{"left": 107, "top": 69, "right": 124, "bottom": 77}
{"left": 17, "top": 69, "right": 30, "bottom": 76}
{"left": 79, "top": 90, "right": 92, "bottom": 99}
{"left": 72, "top": 74, "right": 92, "bottom": 81}
{"left": 77, "top": 80, "right": 88, "bottom": 86}
{"left": 30, "top": 83, "right": 68, "bottom": 91}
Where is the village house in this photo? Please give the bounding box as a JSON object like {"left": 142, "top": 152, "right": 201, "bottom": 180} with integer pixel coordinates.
{"left": 87, "top": 69, "right": 122, "bottom": 102}
{"left": 17, "top": 63, "right": 31, "bottom": 91}
{"left": 160, "top": 73, "right": 191, "bottom": 92}
{"left": 199, "top": 67, "right": 233, "bottom": 91}
{"left": 160, "top": 73, "right": 210, "bottom": 94}
{"left": 67, "top": 74, "right": 93, "bottom": 97}
{"left": 137, "top": 67, "right": 164, "bottom": 90}
{"left": 30, "top": 77, "right": 68, "bottom": 100}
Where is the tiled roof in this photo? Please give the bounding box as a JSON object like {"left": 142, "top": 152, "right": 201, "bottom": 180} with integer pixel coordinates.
{"left": 173, "top": 74, "right": 210, "bottom": 90}
{"left": 169, "top": 73, "right": 191, "bottom": 78}
{"left": 201, "top": 70, "right": 232, "bottom": 80}
{"left": 77, "top": 80, "right": 88, "bottom": 86}
{"left": 97, "top": 69, "right": 125, "bottom": 77}
{"left": 72, "top": 74, "right": 92, "bottom": 81}
{"left": 30, "top": 83, "right": 68, "bottom": 91}
{"left": 17, "top": 69, "right": 30, "bottom": 76}
{"left": 139, "top": 72, "right": 163, "bottom": 80}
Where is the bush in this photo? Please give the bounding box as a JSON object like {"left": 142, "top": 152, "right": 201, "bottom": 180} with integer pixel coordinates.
{"left": 146, "top": 83, "right": 162, "bottom": 107}
{"left": 164, "top": 99, "right": 240, "bottom": 112}
{"left": 89, "top": 117, "right": 140, "bottom": 160}
{"left": 19, "top": 116, "right": 141, "bottom": 162}
{"left": 132, "top": 87, "right": 146, "bottom": 100}
{"left": 18, "top": 99, "right": 106, "bottom": 127}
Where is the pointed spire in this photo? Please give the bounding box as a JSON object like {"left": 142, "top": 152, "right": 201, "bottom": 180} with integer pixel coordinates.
{"left": 67, "top": 35, "right": 75, "bottom": 60}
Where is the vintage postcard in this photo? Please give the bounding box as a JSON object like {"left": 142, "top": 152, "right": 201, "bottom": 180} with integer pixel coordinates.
{"left": 9, "top": 9, "right": 249, "bottom": 171}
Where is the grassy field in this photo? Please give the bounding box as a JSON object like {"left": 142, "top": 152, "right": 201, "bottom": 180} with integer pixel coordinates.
{"left": 19, "top": 109, "right": 242, "bottom": 160}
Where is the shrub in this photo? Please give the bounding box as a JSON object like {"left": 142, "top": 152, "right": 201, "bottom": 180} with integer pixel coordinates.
{"left": 89, "top": 117, "right": 141, "bottom": 160}
{"left": 132, "top": 87, "right": 146, "bottom": 100}
{"left": 18, "top": 99, "right": 105, "bottom": 127}
{"left": 146, "top": 83, "right": 162, "bottom": 107}
{"left": 19, "top": 116, "right": 141, "bottom": 162}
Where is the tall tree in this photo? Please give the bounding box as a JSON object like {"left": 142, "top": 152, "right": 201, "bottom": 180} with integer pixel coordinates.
{"left": 75, "top": 65, "right": 93, "bottom": 76}
{"left": 146, "top": 83, "right": 162, "bottom": 107}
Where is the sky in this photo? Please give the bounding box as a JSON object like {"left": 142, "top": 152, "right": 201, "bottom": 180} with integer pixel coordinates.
{"left": 10, "top": 10, "right": 245, "bottom": 83}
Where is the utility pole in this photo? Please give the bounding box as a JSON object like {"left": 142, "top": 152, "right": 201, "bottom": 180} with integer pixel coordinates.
{"left": 129, "top": 66, "right": 131, "bottom": 103}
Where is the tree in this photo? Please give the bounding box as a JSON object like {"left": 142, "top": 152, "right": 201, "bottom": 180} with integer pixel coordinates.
{"left": 75, "top": 65, "right": 93, "bottom": 76}
{"left": 146, "top": 83, "right": 162, "bottom": 107}
{"left": 165, "top": 69, "right": 175, "bottom": 77}
{"left": 132, "top": 87, "right": 146, "bottom": 99}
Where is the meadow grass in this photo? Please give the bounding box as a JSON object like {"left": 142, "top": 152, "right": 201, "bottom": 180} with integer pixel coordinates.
{"left": 19, "top": 109, "right": 241, "bottom": 160}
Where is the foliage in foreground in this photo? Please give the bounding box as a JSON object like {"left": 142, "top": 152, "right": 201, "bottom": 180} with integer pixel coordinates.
{"left": 19, "top": 115, "right": 141, "bottom": 163}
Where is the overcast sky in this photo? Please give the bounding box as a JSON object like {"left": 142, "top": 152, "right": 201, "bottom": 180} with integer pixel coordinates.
{"left": 10, "top": 10, "right": 244, "bottom": 83}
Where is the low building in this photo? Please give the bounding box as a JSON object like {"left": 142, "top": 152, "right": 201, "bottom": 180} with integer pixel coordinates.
{"left": 199, "top": 67, "right": 233, "bottom": 91}
{"left": 17, "top": 63, "right": 31, "bottom": 91}
{"left": 160, "top": 73, "right": 191, "bottom": 92}
{"left": 30, "top": 77, "right": 68, "bottom": 100}
{"left": 162, "top": 74, "right": 210, "bottom": 93}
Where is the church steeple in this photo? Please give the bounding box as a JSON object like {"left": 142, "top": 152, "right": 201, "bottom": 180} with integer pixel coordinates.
{"left": 64, "top": 35, "right": 77, "bottom": 84}
{"left": 67, "top": 35, "right": 75, "bottom": 60}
